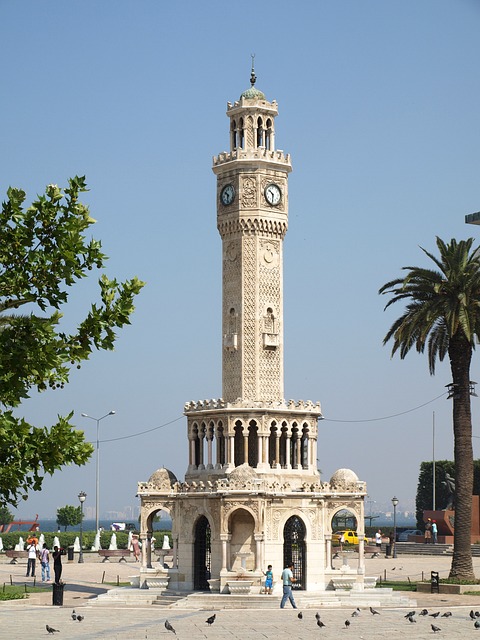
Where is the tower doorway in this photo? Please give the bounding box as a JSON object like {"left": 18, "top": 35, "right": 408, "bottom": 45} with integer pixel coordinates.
{"left": 193, "top": 516, "right": 211, "bottom": 590}
{"left": 283, "top": 516, "right": 306, "bottom": 589}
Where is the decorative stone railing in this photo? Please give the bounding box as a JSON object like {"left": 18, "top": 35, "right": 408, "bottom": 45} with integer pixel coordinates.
{"left": 184, "top": 398, "right": 321, "bottom": 413}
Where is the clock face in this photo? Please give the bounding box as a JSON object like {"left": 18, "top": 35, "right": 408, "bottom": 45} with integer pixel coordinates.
{"left": 265, "top": 183, "right": 281, "bottom": 206}
{"left": 220, "top": 184, "right": 235, "bottom": 206}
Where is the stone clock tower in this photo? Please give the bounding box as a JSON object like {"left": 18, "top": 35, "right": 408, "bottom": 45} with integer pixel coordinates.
{"left": 213, "top": 66, "right": 290, "bottom": 405}
{"left": 137, "top": 69, "right": 369, "bottom": 599}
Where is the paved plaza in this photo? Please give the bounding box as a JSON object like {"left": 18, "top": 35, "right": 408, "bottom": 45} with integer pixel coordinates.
{"left": 2, "top": 552, "right": 480, "bottom": 638}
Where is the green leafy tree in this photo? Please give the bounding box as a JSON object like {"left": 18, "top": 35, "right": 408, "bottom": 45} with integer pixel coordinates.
{"left": 379, "top": 237, "right": 480, "bottom": 581}
{"left": 0, "top": 505, "right": 13, "bottom": 526}
{"left": 0, "top": 177, "right": 145, "bottom": 507}
{"left": 56, "top": 505, "right": 82, "bottom": 531}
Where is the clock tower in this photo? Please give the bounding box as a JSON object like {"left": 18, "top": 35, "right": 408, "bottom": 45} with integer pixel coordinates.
{"left": 213, "top": 66, "right": 291, "bottom": 404}
{"left": 137, "top": 69, "right": 369, "bottom": 598}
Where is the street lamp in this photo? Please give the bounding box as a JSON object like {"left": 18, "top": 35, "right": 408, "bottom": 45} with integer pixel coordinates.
{"left": 78, "top": 491, "right": 87, "bottom": 563}
{"left": 81, "top": 410, "right": 115, "bottom": 533}
{"left": 391, "top": 496, "right": 399, "bottom": 559}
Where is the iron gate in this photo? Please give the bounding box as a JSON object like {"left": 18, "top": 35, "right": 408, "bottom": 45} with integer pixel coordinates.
{"left": 283, "top": 515, "right": 306, "bottom": 589}
{"left": 193, "top": 516, "right": 211, "bottom": 590}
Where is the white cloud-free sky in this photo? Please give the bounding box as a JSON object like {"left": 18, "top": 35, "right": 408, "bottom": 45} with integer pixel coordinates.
{"left": 2, "top": 1, "right": 480, "bottom": 518}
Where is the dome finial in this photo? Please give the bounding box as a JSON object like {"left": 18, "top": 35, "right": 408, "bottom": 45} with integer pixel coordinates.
{"left": 250, "top": 53, "right": 257, "bottom": 87}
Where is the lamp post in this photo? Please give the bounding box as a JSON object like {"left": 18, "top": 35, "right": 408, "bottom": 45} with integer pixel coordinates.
{"left": 78, "top": 491, "right": 87, "bottom": 563}
{"left": 81, "top": 410, "right": 115, "bottom": 533}
{"left": 391, "top": 496, "right": 399, "bottom": 559}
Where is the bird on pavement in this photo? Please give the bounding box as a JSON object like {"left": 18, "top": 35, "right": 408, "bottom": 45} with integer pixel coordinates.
{"left": 71, "top": 609, "right": 77, "bottom": 621}
{"left": 430, "top": 612, "right": 440, "bottom": 618}
{"left": 404, "top": 611, "right": 416, "bottom": 619}
{"left": 352, "top": 609, "right": 360, "bottom": 617}
{"left": 76, "top": 615, "right": 84, "bottom": 622}
{"left": 471, "top": 611, "right": 477, "bottom": 620}
{"left": 475, "top": 620, "right": 480, "bottom": 629}
{"left": 476, "top": 612, "right": 480, "bottom": 618}
{"left": 419, "top": 609, "right": 429, "bottom": 616}
{"left": 407, "top": 616, "right": 416, "bottom": 624}
{"left": 345, "top": 619, "right": 350, "bottom": 628}
{"left": 315, "top": 611, "right": 321, "bottom": 620}
{"left": 441, "top": 612, "right": 452, "bottom": 618}
{"left": 370, "top": 607, "right": 380, "bottom": 615}
{"left": 297, "top": 612, "right": 303, "bottom": 620}
{"left": 206, "top": 614, "right": 216, "bottom": 626}
{"left": 165, "top": 620, "right": 176, "bottom": 634}
{"left": 431, "top": 624, "right": 441, "bottom": 633}
{"left": 46, "top": 625, "right": 59, "bottom": 634}
{"left": 317, "top": 619, "right": 326, "bottom": 628}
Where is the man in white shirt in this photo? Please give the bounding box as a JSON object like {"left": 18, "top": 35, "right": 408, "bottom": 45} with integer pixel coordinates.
{"left": 26, "top": 540, "right": 39, "bottom": 577}
{"left": 280, "top": 562, "right": 297, "bottom": 609}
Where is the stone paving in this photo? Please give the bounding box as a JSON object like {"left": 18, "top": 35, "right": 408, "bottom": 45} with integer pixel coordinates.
{"left": 2, "top": 551, "right": 480, "bottom": 638}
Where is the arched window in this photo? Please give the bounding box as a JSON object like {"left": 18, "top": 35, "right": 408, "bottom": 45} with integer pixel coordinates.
{"left": 257, "top": 116, "right": 263, "bottom": 147}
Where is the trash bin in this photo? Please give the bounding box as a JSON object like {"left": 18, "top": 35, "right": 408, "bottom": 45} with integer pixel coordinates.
{"left": 67, "top": 546, "right": 74, "bottom": 561}
{"left": 431, "top": 571, "right": 440, "bottom": 593}
{"left": 52, "top": 582, "right": 64, "bottom": 606}
{"left": 385, "top": 544, "right": 392, "bottom": 557}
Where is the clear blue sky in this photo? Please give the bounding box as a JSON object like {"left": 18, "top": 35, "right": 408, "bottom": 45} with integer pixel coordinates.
{"left": 2, "top": 1, "right": 480, "bottom": 519}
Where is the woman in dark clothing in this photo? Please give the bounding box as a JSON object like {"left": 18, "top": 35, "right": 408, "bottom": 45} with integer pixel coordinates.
{"left": 52, "top": 546, "right": 63, "bottom": 584}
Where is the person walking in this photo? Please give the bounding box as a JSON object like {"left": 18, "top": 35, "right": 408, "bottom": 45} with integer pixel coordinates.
{"left": 280, "top": 562, "right": 297, "bottom": 609}
{"left": 26, "top": 538, "right": 39, "bottom": 577}
{"left": 131, "top": 535, "right": 141, "bottom": 562}
{"left": 40, "top": 543, "right": 51, "bottom": 582}
{"left": 52, "top": 546, "right": 63, "bottom": 584}
{"left": 431, "top": 520, "right": 438, "bottom": 544}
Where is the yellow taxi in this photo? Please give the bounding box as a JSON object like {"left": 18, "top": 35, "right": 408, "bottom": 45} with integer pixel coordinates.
{"left": 333, "top": 530, "right": 366, "bottom": 545}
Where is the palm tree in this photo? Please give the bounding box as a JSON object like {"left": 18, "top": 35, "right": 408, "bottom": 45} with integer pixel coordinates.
{"left": 379, "top": 237, "right": 480, "bottom": 581}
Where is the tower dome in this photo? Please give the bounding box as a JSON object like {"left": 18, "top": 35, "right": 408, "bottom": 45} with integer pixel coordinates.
{"left": 329, "top": 468, "right": 359, "bottom": 490}
{"left": 148, "top": 467, "right": 178, "bottom": 490}
{"left": 240, "top": 85, "right": 266, "bottom": 101}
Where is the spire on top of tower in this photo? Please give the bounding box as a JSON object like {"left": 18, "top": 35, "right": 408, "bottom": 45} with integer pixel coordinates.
{"left": 240, "top": 54, "right": 266, "bottom": 101}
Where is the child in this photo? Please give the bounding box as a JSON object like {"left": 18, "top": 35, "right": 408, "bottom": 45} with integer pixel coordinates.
{"left": 264, "top": 564, "right": 273, "bottom": 594}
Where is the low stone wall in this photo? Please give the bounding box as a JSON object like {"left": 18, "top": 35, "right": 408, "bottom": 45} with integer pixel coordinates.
{"left": 417, "top": 582, "right": 480, "bottom": 594}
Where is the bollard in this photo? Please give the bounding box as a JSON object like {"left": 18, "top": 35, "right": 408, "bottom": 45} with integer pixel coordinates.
{"left": 52, "top": 582, "right": 65, "bottom": 606}
{"left": 431, "top": 571, "right": 440, "bottom": 593}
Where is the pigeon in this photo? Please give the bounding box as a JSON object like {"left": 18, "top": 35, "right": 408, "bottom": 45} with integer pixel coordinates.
{"left": 315, "top": 612, "right": 321, "bottom": 620}
{"left": 471, "top": 611, "right": 477, "bottom": 620}
{"left": 297, "top": 612, "right": 303, "bottom": 620}
{"left": 77, "top": 615, "right": 84, "bottom": 622}
{"left": 475, "top": 620, "right": 480, "bottom": 629}
{"left": 71, "top": 609, "right": 77, "bottom": 621}
{"left": 420, "top": 609, "right": 429, "bottom": 616}
{"left": 405, "top": 611, "right": 416, "bottom": 619}
{"left": 206, "top": 614, "right": 216, "bottom": 626}
{"left": 407, "top": 615, "right": 416, "bottom": 624}
{"left": 476, "top": 612, "right": 480, "bottom": 618}
{"left": 441, "top": 612, "right": 452, "bottom": 618}
{"left": 345, "top": 619, "right": 350, "bottom": 628}
{"left": 46, "top": 626, "right": 59, "bottom": 634}
{"left": 165, "top": 620, "right": 176, "bottom": 635}
{"left": 430, "top": 612, "right": 440, "bottom": 618}
{"left": 352, "top": 609, "right": 360, "bottom": 617}
{"left": 431, "top": 624, "right": 441, "bottom": 633}
{"left": 317, "top": 619, "right": 326, "bottom": 628}
{"left": 370, "top": 607, "right": 380, "bottom": 615}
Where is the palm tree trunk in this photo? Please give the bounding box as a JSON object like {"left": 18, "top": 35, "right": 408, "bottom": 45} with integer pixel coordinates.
{"left": 448, "top": 334, "right": 475, "bottom": 580}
